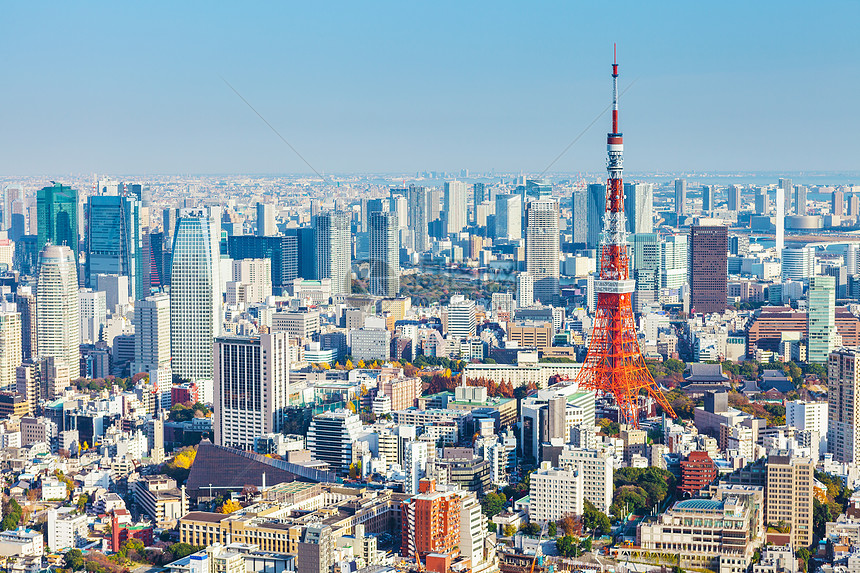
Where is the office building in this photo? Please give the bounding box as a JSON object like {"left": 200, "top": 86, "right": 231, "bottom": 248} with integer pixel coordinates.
{"left": 781, "top": 247, "right": 814, "bottom": 282}
{"left": 755, "top": 187, "right": 768, "bottom": 215}
{"left": 727, "top": 185, "right": 741, "bottom": 211}
{"left": 808, "top": 276, "right": 836, "bottom": 364}
{"left": 37, "top": 183, "right": 79, "bottom": 262}
{"left": 79, "top": 288, "right": 107, "bottom": 344}
{"left": 702, "top": 185, "right": 715, "bottom": 212}
{"left": 833, "top": 189, "right": 844, "bottom": 217}
{"left": 369, "top": 211, "right": 399, "bottom": 297}
{"left": 679, "top": 451, "right": 718, "bottom": 496}
{"left": 227, "top": 235, "right": 297, "bottom": 290}
{"left": 624, "top": 183, "right": 653, "bottom": 234}
{"left": 85, "top": 195, "right": 143, "bottom": 300}
{"left": 570, "top": 188, "right": 587, "bottom": 245}
{"left": 0, "top": 305, "right": 22, "bottom": 391}
{"left": 47, "top": 508, "right": 88, "bottom": 552}
{"left": 765, "top": 455, "right": 813, "bottom": 548}
{"left": 307, "top": 410, "right": 362, "bottom": 476}
{"left": 16, "top": 289, "right": 37, "bottom": 361}
{"left": 447, "top": 297, "right": 476, "bottom": 341}
{"left": 314, "top": 211, "right": 351, "bottom": 295}
{"left": 400, "top": 479, "right": 461, "bottom": 561}
{"left": 786, "top": 400, "right": 827, "bottom": 440}
{"left": 630, "top": 233, "right": 660, "bottom": 312}
{"left": 443, "top": 181, "right": 467, "bottom": 235}
{"left": 661, "top": 234, "right": 688, "bottom": 289}
{"left": 525, "top": 198, "right": 560, "bottom": 304}
{"left": 557, "top": 447, "right": 614, "bottom": 514}
{"left": 586, "top": 184, "right": 606, "bottom": 249}
{"left": 495, "top": 194, "right": 522, "bottom": 240}
{"left": 213, "top": 332, "right": 290, "bottom": 450}
{"left": 674, "top": 178, "right": 686, "bottom": 215}
{"left": 169, "top": 208, "right": 221, "bottom": 382}
{"left": 829, "top": 348, "right": 860, "bottom": 464}
{"left": 132, "top": 294, "right": 171, "bottom": 376}
{"left": 688, "top": 225, "right": 727, "bottom": 314}
{"left": 776, "top": 188, "right": 785, "bottom": 254}
{"left": 256, "top": 202, "right": 276, "bottom": 236}
{"left": 228, "top": 258, "right": 272, "bottom": 304}
{"left": 36, "top": 245, "right": 80, "bottom": 374}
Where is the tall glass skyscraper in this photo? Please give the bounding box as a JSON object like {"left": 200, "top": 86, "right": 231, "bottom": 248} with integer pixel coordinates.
{"left": 369, "top": 211, "right": 399, "bottom": 297}
{"left": 37, "top": 183, "right": 79, "bottom": 261}
{"left": 85, "top": 195, "right": 143, "bottom": 300}
{"left": 169, "top": 208, "right": 221, "bottom": 382}
{"left": 808, "top": 275, "right": 836, "bottom": 364}
{"left": 37, "top": 245, "right": 80, "bottom": 375}
{"left": 586, "top": 184, "right": 606, "bottom": 250}
{"left": 495, "top": 194, "right": 522, "bottom": 241}
{"left": 314, "top": 211, "right": 352, "bottom": 295}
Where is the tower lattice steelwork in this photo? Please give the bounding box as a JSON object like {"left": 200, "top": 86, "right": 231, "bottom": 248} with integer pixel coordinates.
{"left": 574, "top": 47, "right": 677, "bottom": 427}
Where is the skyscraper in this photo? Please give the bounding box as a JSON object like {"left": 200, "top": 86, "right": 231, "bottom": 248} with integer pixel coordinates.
{"left": 780, "top": 247, "right": 814, "bottom": 282}
{"left": 688, "top": 225, "right": 727, "bottom": 314}
{"left": 36, "top": 245, "right": 80, "bottom": 374}
{"left": 169, "top": 208, "right": 221, "bottom": 382}
{"left": 517, "top": 272, "right": 534, "bottom": 308}
{"left": 494, "top": 194, "right": 522, "bottom": 240}
{"left": 570, "top": 188, "right": 587, "bottom": 245}
{"left": 408, "top": 186, "right": 430, "bottom": 252}
{"left": 660, "top": 234, "right": 688, "bottom": 289}
{"left": 808, "top": 276, "right": 836, "bottom": 364}
{"left": 702, "top": 185, "right": 715, "bottom": 212}
{"left": 369, "top": 211, "right": 399, "bottom": 297}
{"left": 525, "top": 199, "right": 560, "bottom": 304}
{"left": 256, "top": 202, "right": 276, "bottom": 236}
{"left": 775, "top": 187, "right": 785, "bottom": 254}
{"left": 624, "top": 183, "right": 653, "bottom": 234}
{"left": 227, "top": 235, "right": 298, "bottom": 290}
{"left": 779, "top": 178, "right": 793, "bottom": 214}
{"left": 586, "top": 184, "right": 606, "bottom": 250}
{"left": 754, "top": 187, "right": 767, "bottom": 215}
{"left": 0, "top": 303, "right": 22, "bottom": 391}
{"left": 443, "top": 181, "right": 467, "bottom": 235}
{"left": 674, "top": 179, "right": 686, "bottom": 215}
{"left": 16, "top": 288, "right": 37, "bottom": 361}
{"left": 79, "top": 288, "right": 107, "bottom": 344}
{"left": 794, "top": 185, "right": 808, "bottom": 216}
{"left": 629, "top": 233, "right": 660, "bottom": 312}
{"left": 472, "top": 183, "right": 486, "bottom": 221}
{"left": 314, "top": 211, "right": 352, "bottom": 295}
{"left": 446, "top": 296, "right": 476, "bottom": 341}
{"left": 85, "top": 194, "right": 143, "bottom": 300}
{"left": 727, "top": 185, "right": 741, "bottom": 212}
{"left": 832, "top": 189, "right": 845, "bottom": 217}
{"left": 37, "top": 183, "right": 79, "bottom": 263}
{"left": 132, "top": 294, "right": 171, "bottom": 376}
{"left": 213, "top": 332, "right": 290, "bottom": 450}
{"left": 829, "top": 348, "right": 860, "bottom": 464}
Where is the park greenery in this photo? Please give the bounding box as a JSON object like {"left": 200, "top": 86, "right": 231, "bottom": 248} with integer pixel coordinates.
{"left": 611, "top": 467, "right": 676, "bottom": 519}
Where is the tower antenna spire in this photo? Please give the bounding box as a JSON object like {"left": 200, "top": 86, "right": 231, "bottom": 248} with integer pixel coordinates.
{"left": 574, "top": 46, "right": 677, "bottom": 427}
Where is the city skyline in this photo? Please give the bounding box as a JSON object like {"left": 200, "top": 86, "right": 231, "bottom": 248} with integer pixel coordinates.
{"left": 2, "top": 2, "right": 859, "bottom": 175}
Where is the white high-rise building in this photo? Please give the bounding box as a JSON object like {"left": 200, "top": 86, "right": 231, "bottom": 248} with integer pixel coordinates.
{"left": 79, "top": 288, "right": 107, "bottom": 344}
{"left": 37, "top": 245, "right": 80, "bottom": 375}
{"left": 786, "top": 399, "right": 828, "bottom": 454}
{"left": 133, "top": 294, "right": 171, "bottom": 376}
{"left": 558, "top": 446, "right": 614, "bottom": 515}
{"left": 444, "top": 181, "right": 467, "bottom": 235}
{"left": 781, "top": 247, "right": 814, "bottom": 282}
{"left": 660, "top": 234, "right": 688, "bottom": 289}
{"left": 0, "top": 303, "right": 22, "bottom": 391}
{"left": 446, "top": 296, "right": 476, "bottom": 341}
{"left": 214, "top": 332, "right": 290, "bottom": 450}
{"left": 529, "top": 461, "right": 584, "bottom": 525}
{"left": 624, "top": 183, "right": 654, "bottom": 234}
{"left": 256, "top": 202, "right": 276, "bottom": 236}
{"left": 315, "top": 211, "right": 352, "bottom": 295}
{"left": 228, "top": 258, "right": 272, "bottom": 304}
{"left": 458, "top": 492, "right": 489, "bottom": 569}
{"left": 495, "top": 194, "right": 522, "bottom": 240}
{"left": 776, "top": 189, "right": 785, "bottom": 254}
{"left": 169, "top": 208, "right": 221, "bottom": 382}
{"left": 517, "top": 272, "right": 534, "bottom": 308}
{"left": 846, "top": 244, "right": 860, "bottom": 276}
{"left": 525, "top": 199, "right": 560, "bottom": 304}
{"left": 404, "top": 440, "right": 428, "bottom": 495}
{"left": 47, "top": 508, "right": 88, "bottom": 552}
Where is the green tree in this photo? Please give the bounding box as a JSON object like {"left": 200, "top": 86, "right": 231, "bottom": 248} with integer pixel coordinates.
{"left": 503, "top": 524, "right": 517, "bottom": 537}
{"left": 664, "top": 359, "right": 686, "bottom": 374}
{"left": 480, "top": 491, "right": 507, "bottom": 518}
{"left": 64, "top": 549, "right": 85, "bottom": 571}
{"left": 582, "top": 500, "right": 612, "bottom": 536}
{"left": 168, "top": 543, "right": 202, "bottom": 560}
{"left": 796, "top": 547, "right": 811, "bottom": 572}
{"left": 1, "top": 497, "right": 23, "bottom": 530}
{"left": 547, "top": 521, "right": 557, "bottom": 537}
{"left": 556, "top": 535, "right": 582, "bottom": 558}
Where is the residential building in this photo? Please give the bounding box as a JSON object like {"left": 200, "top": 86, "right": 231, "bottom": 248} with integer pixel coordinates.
{"left": 680, "top": 451, "right": 718, "bottom": 497}
{"left": 529, "top": 461, "right": 584, "bottom": 524}
{"left": 525, "top": 198, "right": 560, "bottom": 304}
{"left": 228, "top": 258, "right": 272, "bottom": 304}
{"left": 47, "top": 508, "right": 88, "bottom": 551}
{"left": 132, "top": 475, "right": 188, "bottom": 529}
{"left": 404, "top": 440, "right": 428, "bottom": 495}
{"left": 443, "top": 181, "right": 467, "bottom": 235}
{"left": 828, "top": 348, "right": 860, "bottom": 464}
{"left": 516, "top": 272, "right": 534, "bottom": 308}
{"left": 624, "top": 183, "right": 654, "bottom": 234}
{"left": 314, "top": 211, "right": 351, "bottom": 295}
{"left": 558, "top": 446, "right": 614, "bottom": 514}
{"left": 765, "top": 454, "right": 813, "bottom": 548}
{"left": 297, "top": 523, "right": 334, "bottom": 573}
{"left": 79, "top": 288, "right": 107, "bottom": 344}
{"left": 132, "top": 294, "right": 171, "bottom": 376}
{"left": 495, "top": 194, "right": 522, "bottom": 241}
{"left": 400, "top": 479, "right": 461, "bottom": 561}
{"left": 256, "top": 202, "right": 276, "bottom": 236}
{"left": 674, "top": 178, "right": 687, "bottom": 215}
{"left": 369, "top": 211, "right": 399, "bottom": 297}
{"left": 0, "top": 305, "right": 22, "bottom": 391}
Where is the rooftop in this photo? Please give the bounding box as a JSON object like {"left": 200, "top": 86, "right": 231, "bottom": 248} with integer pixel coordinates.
{"left": 674, "top": 499, "right": 723, "bottom": 511}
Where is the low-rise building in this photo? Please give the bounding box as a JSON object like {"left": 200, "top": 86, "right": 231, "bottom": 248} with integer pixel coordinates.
{"left": 132, "top": 474, "right": 188, "bottom": 529}
{"left": 47, "top": 508, "right": 88, "bottom": 552}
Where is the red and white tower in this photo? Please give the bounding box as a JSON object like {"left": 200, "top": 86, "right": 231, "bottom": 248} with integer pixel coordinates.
{"left": 574, "top": 47, "right": 676, "bottom": 427}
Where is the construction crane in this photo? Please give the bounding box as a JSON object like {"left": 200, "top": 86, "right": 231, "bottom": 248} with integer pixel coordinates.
{"left": 529, "top": 522, "right": 548, "bottom": 573}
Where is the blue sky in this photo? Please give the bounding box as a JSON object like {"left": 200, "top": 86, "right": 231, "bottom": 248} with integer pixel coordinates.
{"left": 1, "top": 1, "right": 858, "bottom": 175}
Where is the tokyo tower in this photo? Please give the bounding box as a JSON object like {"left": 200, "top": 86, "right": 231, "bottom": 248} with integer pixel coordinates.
{"left": 574, "top": 47, "right": 677, "bottom": 427}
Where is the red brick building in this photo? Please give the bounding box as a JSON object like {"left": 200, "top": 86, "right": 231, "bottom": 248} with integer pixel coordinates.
{"left": 400, "top": 479, "right": 461, "bottom": 561}
{"left": 680, "top": 451, "right": 718, "bottom": 497}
